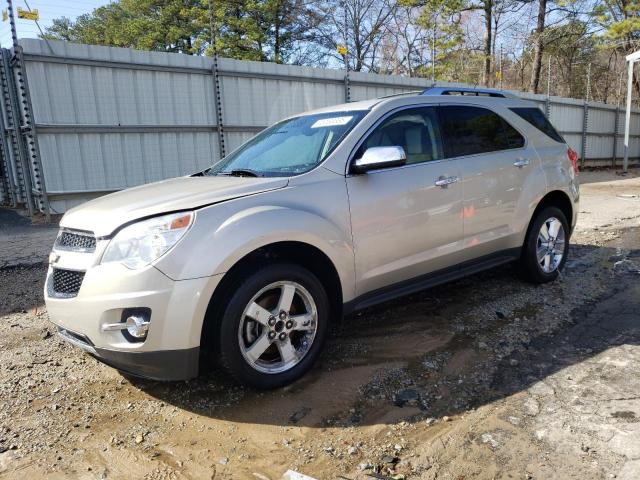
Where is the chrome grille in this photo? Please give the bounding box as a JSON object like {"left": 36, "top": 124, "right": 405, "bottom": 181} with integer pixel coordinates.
{"left": 55, "top": 230, "right": 96, "bottom": 252}
{"left": 51, "top": 268, "right": 85, "bottom": 297}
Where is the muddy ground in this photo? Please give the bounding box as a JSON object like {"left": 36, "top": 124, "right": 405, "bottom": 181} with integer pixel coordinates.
{"left": 1, "top": 170, "right": 639, "bottom": 480}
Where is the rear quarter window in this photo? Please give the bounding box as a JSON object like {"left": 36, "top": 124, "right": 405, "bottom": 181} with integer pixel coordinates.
{"left": 438, "top": 105, "right": 525, "bottom": 157}
{"left": 510, "top": 107, "right": 564, "bottom": 143}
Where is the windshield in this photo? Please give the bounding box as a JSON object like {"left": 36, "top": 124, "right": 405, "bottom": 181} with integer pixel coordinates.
{"left": 206, "top": 111, "right": 368, "bottom": 177}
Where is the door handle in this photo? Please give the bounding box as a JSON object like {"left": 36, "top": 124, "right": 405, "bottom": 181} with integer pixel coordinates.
{"left": 435, "top": 175, "right": 459, "bottom": 187}
{"left": 513, "top": 158, "right": 530, "bottom": 168}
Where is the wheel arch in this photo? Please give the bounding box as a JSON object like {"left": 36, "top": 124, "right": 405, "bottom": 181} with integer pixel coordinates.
{"left": 522, "top": 190, "right": 574, "bottom": 253}
{"left": 199, "top": 241, "right": 344, "bottom": 359}
{"left": 535, "top": 190, "right": 573, "bottom": 229}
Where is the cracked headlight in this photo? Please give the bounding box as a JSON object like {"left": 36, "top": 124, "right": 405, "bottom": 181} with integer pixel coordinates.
{"left": 101, "top": 212, "right": 194, "bottom": 269}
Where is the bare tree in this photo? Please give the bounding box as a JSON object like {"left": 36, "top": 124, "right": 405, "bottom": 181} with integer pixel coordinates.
{"left": 312, "top": 0, "right": 395, "bottom": 71}
{"left": 380, "top": 5, "right": 431, "bottom": 76}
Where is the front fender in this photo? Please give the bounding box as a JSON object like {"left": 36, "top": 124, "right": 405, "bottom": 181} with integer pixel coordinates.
{"left": 154, "top": 202, "right": 356, "bottom": 302}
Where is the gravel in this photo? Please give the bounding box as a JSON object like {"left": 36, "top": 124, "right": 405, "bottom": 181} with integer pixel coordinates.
{"left": 1, "top": 170, "right": 640, "bottom": 479}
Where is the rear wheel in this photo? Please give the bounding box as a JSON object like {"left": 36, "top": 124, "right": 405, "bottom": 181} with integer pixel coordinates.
{"left": 217, "top": 263, "right": 329, "bottom": 389}
{"left": 519, "top": 206, "right": 569, "bottom": 283}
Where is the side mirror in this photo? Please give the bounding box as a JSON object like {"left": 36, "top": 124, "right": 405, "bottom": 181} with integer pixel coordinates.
{"left": 352, "top": 146, "right": 406, "bottom": 173}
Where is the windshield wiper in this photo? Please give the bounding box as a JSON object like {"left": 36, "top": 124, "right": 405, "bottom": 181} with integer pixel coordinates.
{"left": 218, "top": 169, "right": 262, "bottom": 178}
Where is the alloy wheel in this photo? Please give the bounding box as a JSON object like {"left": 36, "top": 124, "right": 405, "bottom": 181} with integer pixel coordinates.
{"left": 237, "top": 281, "right": 318, "bottom": 374}
{"left": 536, "top": 217, "right": 566, "bottom": 273}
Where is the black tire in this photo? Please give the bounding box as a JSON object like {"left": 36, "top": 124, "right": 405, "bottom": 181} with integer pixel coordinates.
{"left": 217, "top": 263, "right": 329, "bottom": 389}
{"left": 518, "top": 206, "right": 569, "bottom": 284}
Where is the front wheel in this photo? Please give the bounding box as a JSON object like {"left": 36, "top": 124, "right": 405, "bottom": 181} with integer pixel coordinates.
{"left": 217, "top": 263, "right": 329, "bottom": 389}
{"left": 519, "top": 206, "right": 569, "bottom": 283}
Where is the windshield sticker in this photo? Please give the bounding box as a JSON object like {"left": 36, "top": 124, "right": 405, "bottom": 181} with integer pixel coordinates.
{"left": 311, "top": 116, "right": 353, "bottom": 128}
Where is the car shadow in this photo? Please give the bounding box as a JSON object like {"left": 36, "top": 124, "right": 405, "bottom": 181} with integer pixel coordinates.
{"left": 128, "top": 237, "right": 640, "bottom": 429}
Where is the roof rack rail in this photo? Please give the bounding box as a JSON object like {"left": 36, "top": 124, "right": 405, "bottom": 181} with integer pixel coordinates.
{"left": 377, "top": 90, "right": 423, "bottom": 99}
{"left": 421, "top": 87, "right": 518, "bottom": 99}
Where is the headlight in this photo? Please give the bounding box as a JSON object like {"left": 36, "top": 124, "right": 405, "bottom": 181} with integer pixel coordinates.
{"left": 101, "top": 212, "right": 194, "bottom": 269}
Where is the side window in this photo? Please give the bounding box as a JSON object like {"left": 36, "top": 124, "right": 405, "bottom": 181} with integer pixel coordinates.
{"left": 356, "top": 107, "right": 444, "bottom": 165}
{"left": 510, "top": 107, "right": 564, "bottom": 143}
{"left": 502, "top": 119, "right": 526, "bottom": 149}
{"left": 438, "top": 106, "right": 524, "bottom": 157}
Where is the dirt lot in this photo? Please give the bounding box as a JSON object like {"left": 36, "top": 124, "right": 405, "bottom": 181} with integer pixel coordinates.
{"left": 1, "top": 170, "right": 639, "bottom": 480}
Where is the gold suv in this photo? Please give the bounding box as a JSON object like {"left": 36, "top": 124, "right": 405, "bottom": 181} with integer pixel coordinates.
{"left": 45, "top": 88, "right": 580, "bottom": 388}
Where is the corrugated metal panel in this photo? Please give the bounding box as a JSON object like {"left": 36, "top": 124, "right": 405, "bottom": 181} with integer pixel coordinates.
{"left": 38, "top": 132, "right": 217, "bottom": 193}
{"left": 218, "top": 58, "right": 345, "bottom": 126}
{"left": 350, "top": 85, "right": 414, "bottom": 101}
{"left": 221, "top": 74, "right": 344, "bottom": 125}
{"left": 21, "top": 39, "right": 220, "bottom": 209}
{"left": 586, "top": 135, "right": 614, "bottom": 159}
{"left": 9, "top": 38, "right": 639, "bottom": 214}
{"left": 589, "top": 108, "right": 616, "bottom": 134}
{"left": 26, "top": 56, "right": 216, "bottom": 126}
{"left": 349, "top": 70, "right": 431, "bottom": 101}
{"left": 550, "top": 103, "right": 583, "bottom": 133}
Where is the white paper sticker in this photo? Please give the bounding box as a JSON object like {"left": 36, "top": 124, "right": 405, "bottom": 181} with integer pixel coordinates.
{"left": 311, "top": 116, "right": 353, "bottom": 128}
{"left": 282, "top": 470, "right": 318, "bottom": 480}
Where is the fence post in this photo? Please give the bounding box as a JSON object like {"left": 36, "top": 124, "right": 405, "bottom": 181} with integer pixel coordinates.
{"left": 344, "top": 72, "right": 351, "bottom": 103}
{"left": 545, "top": 55, "right": 551, "bottom": 118}
{"left": 4, "top": 0, "right": 35, "bottom": 214}
{"left": 0, "top": 89, "right": 12, "bottom": 206}
{"left": 545, "top": 97, "right": 551, "bottom": 119}
{"left": 612, "top": 106, "right": 620, "bottom": 168}
{"left": 0, "top": 47, "right": 33, "bottom": 215}
{"left": 13, "top": 45, "right": 50, "bottom": 221}
{"left": 343, "top": 1, "right": 351, "bottom": 103}
{"left": 211, "top": 62, "right": 225, "bottom": 160}
{"left": 580, "top": 102, "right": 589, "bottom": 168}
{"left": 0, "top": 51, "right": 16, "bottom": 208}
{"left": 0, "top": 149, "right": 7, "bottom": 205}
{"left": 208, "top": 0, "right": 225, "bottom": 160}
{"left": 5, "top": 0, "right": 49, "bottom": 218}
{"left": 0, "top": 79, "right": 15, "bottom": 207}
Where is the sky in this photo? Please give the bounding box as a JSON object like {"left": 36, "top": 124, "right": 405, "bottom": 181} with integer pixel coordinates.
{"left": 0, "top": 0, "right": 108, "bottom": 47}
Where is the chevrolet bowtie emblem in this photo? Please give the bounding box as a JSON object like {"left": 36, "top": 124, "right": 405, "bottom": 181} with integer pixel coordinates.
{"left": 49, "top": 252, "right": 60, "bottom": 265}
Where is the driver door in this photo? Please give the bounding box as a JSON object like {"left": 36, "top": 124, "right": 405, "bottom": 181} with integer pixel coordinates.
{"left": 346, "top": 106, "right": 464, "bottom": 297}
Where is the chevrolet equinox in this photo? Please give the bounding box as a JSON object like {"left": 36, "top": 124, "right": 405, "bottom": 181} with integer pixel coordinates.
{"left": 45, "top": 88, "right": 580, "bottom": 388}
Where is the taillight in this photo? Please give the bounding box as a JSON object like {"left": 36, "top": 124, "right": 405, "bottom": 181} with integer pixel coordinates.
{"left": 567, "top": 147, "right": 579, "bottom": 174}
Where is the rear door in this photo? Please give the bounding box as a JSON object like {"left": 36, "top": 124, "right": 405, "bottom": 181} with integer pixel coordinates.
{"left": 346, "top": 105, "right": 464, "bottom": 296}
{"left": 438, "top": 105, "right": 535, "bottom": 258}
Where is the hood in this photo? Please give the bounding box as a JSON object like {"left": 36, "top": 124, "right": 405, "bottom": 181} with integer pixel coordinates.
{"left": 60, "top": 175, "right": 289, "bottom": 237}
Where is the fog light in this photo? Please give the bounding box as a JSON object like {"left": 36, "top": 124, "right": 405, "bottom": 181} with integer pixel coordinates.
{"left": 101, "top": 308, "right": 151, "bottom": 342}
{"left": 125, "top": 315, "right": 149, "bottom": 339}
{"left": 121, "top": 307, "right": 151, "bottom": 343}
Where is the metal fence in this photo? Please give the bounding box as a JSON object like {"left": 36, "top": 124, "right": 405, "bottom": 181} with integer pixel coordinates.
{"left": 0, "top": 38, "right": 639, "bottom": 215}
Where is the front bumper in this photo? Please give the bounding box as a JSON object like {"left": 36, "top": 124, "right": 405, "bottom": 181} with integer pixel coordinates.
{"left": 45, "top": 260, "right": 221, "bottom": 381}
{"left": 57, "top": 327, "right": 199, "bottom": 381}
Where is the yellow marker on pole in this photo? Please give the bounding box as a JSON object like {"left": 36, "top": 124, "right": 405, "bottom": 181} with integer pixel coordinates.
{"left": 2, "top": 10, "right": 8, "bottom": 22}
{"left": 17, "top": 7, "right": 39, "bottom": 21}
{"left": 336, "top": 45, "right": 347, "bottom": 56}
